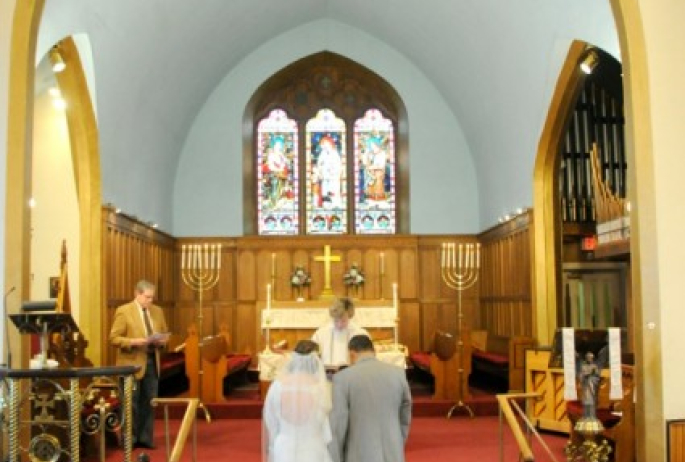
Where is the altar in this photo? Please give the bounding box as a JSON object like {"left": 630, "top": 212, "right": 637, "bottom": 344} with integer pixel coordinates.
{"left": 257, "top": 299, "right": 407, "bottom": 397}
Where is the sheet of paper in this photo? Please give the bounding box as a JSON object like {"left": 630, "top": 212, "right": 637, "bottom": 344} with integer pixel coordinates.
{"left": 148, "top": 332, "right": 170, "bottom": 343}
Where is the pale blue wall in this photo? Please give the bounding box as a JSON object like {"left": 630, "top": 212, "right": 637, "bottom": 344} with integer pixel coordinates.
{"left": 173, "top": 20, "right": 478, "bottom": 236}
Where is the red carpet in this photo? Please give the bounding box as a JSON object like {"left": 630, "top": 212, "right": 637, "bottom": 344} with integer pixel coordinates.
{"left": 96, "top": 372, "right": 568, "bottom": 461}
{"left": 100, "top": 416, "right": 567, "bottom": 462}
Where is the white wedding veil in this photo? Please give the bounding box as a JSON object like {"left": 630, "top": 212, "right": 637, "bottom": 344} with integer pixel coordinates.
{"left": 262, "top": 340, "right": 332, "bottom": 462}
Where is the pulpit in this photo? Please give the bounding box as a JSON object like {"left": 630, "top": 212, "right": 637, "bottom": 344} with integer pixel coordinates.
{"left": 429, "top": 330, "right": 472, "bottom": 402}
{"left": 0, "top": 366, "right": 138, "bottom": 462}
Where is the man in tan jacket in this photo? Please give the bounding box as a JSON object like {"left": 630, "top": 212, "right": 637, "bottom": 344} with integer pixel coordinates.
{"left": 110, "top": 279, "right": 168, "bottom": 449}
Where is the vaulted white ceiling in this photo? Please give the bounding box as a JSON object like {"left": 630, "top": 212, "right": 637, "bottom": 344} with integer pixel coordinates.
{"left": 35, "top": 0, "right": 619, "bottom": 232}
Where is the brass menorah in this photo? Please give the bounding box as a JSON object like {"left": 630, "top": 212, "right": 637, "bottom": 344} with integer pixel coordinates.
{"left": 181, "top": 243, "right": 222, "bottom": 419}
{"left": 441, "top": 242, "right": 481, "bottom": 418}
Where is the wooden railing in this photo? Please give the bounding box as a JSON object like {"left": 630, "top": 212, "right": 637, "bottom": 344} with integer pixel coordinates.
{"left": 496, "top": 392, "right": 560, "bottom": 462}
{"left": 151, "top": 397, "right": 210, "bottom": 462}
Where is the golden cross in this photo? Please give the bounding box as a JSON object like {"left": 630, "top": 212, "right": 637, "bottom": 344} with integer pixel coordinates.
{"left": 314, "top": 245, "right": 341, "bottom": 299}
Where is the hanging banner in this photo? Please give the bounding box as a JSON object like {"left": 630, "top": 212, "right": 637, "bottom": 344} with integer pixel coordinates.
{"left": 563, "top": 328, "right": 577, "bottom": 400}
{"left": 609, "top": 327, "right": 623, "bottom": 400}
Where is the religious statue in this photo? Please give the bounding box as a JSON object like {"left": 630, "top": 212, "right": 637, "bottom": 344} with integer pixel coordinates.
{"left": 577, "top": 348, "right": 607, "bottom": 419}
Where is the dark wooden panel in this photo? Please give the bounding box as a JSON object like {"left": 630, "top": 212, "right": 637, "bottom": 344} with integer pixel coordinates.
{"left": 478, "top": 212, "right": 533, "bottom": 338}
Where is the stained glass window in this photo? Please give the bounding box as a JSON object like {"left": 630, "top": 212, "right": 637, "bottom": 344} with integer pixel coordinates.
{"left": 353, "top": 109, "right": 396, "bottom": 234}
{"left": 257, "top": 109, "right": 299, "bottom": 235}
{"left": 305, "top": 109, "right": 347, "bottom": 234}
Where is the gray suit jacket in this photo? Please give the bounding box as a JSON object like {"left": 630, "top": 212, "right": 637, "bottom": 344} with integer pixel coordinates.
{"left": 330, "top": 356, "right": 412, "bottom": 462}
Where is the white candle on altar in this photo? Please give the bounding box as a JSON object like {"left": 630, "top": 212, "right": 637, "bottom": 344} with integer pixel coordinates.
{"left": 181, "top": 244, "right": 186, "bottom": 269}
{"left": 393, "top": 282, "right": 399, "bottom": 346}
{"left": 204, "top": 244, "right": 209, "bottom": 269}
{"left": 476, "top": 243, "right": 481, "bottom": 268}
{"left": 210, "top": 244, "right": 215, "bottom": 269}
{"left": 266, "top": 283, "right": 272, "bottom": 311}
{"left": 451, "top": 243, "right": 456, "bottom": 268}
{"left": 195, "top": 245, "right": 201, "bottom": 269}
{"left": 458, "top": 244, "right": 463, "bottom": 270}
{"left": 393, "top": 283, "right": 399, "bottom": 316}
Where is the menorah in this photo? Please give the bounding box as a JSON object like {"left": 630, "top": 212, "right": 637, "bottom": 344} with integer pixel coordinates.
{"left": 441, "top": 242, "right": 480, "bottom": 418}
{"left": 181, "top": 243, "right": 222, "bottom": 419}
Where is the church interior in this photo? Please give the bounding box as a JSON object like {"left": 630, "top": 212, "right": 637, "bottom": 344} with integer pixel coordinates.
{"left": 1, "top": 0, "right": 684, "bottom": 461}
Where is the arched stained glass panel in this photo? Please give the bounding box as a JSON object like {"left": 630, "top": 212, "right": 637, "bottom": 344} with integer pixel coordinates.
{"left": 305, "top": 109, "right": 347, "bottom": 234}
{"left": 354, "top": 109, "right": 396, "bottom": 234}
{"left": 257, "top": 109, "right": 299, "bottom": 235}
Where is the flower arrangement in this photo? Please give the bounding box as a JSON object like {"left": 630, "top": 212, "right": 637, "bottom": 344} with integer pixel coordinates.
{"left": 343, "top": 263, "right": 365, "bottom": 288}
{"left": 290, "top": 265, "right": 311, "bottom": 287}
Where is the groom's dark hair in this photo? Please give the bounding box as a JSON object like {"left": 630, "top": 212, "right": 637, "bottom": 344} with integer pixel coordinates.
{"left": 348, "top": 334, "right": 374, "bottom": 352}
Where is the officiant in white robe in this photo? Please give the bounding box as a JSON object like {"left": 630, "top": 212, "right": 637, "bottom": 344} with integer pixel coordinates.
{"left": 312, "top": 298, "right": 370, "bottom": 368}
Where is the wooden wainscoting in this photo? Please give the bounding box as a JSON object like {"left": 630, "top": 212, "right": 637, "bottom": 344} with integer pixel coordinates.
{"left": 102, "top": 211, "right": 495, "bottom": 367}
{"left": 102, "top": 208, "right": 178, "bottom": 366}
{"left": 478, "top": 211, "right": 534, "bottom": 338}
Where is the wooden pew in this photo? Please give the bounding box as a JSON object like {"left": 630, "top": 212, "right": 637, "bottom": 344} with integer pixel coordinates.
{"left": 409, "top": 330, "right": 471, "bottom": 402}
{"left": 184, "top": 324, "right": 251, "bottom": 403}
{"left": 470, "top": 330, "right": 535, "bottom": 391}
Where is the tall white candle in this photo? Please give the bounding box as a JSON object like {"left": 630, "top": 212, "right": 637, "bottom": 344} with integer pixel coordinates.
{"left": 393, "top": 283, "right": 399, "bottom": 316}
{"left": 476, "top": 243, "right": 481, "bottom": 269}
{"left": 204, "top": 244, "right": 209, "bottom": 269}
{"left": 458, "top": 244, "right": 463, "bottom": 270}
{"left": 267, "top": 283, "right": 272, "bottom": 311}
{"left": 181, "top": 244, "right": 186, "bottom": 269}
{"left": 451, "top": 243, "right": 456, "bottom": 268}
{"left": 195, "top": 244, "right": 201, "bottom": 270}
{"left": 393, "top": 283, "right": 399, "bottom": 346}
{"left": 210, "top": 244, "right": 215, "bottom": 269}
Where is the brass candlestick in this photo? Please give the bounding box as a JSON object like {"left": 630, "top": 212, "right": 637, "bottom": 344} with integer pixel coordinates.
{"left": 565, "top": 418, "right": 612, "bottom": 462}
{"left": 181, "top": 243, "right": 222, "bottom": 420}
{"left": 441, "top": 242, "right": 480, "bottom": 418}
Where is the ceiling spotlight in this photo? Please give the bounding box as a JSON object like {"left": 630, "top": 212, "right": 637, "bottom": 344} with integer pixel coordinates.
{"left": 49, "top": 46, "right": 66, "bottom": 73}
{"left": 580, "top": 49, "right": 599, "bottom": 75}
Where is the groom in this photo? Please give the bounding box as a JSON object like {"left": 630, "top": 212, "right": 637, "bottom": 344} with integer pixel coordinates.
{"left": 329, "top": 335, "right": 412, "bottom": 462}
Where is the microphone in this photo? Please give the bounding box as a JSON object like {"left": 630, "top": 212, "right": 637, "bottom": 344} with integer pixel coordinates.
{"left": 2, "top": 286, "right": 16, "bottom": 369}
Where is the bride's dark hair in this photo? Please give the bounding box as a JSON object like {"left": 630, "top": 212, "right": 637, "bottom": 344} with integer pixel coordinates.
{"left": 294, "top": 339, "right": 320, "bottom": 356}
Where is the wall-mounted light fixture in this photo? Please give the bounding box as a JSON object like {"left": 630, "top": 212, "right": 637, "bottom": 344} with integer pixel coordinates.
{"left": 580, "top": 49, "right": 599, "bottom": 75}
{"left": 49, "top": 46, "right": 66, "bottom": 73}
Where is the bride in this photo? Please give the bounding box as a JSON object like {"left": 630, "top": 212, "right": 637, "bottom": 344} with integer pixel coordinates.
{"left": 263, "top": 340, "right": 333, "bottom": 462}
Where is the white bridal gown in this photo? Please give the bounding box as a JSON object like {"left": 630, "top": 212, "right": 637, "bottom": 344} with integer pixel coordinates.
{"left": 263, "top": 376, "right": 333, "bottom": 462}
